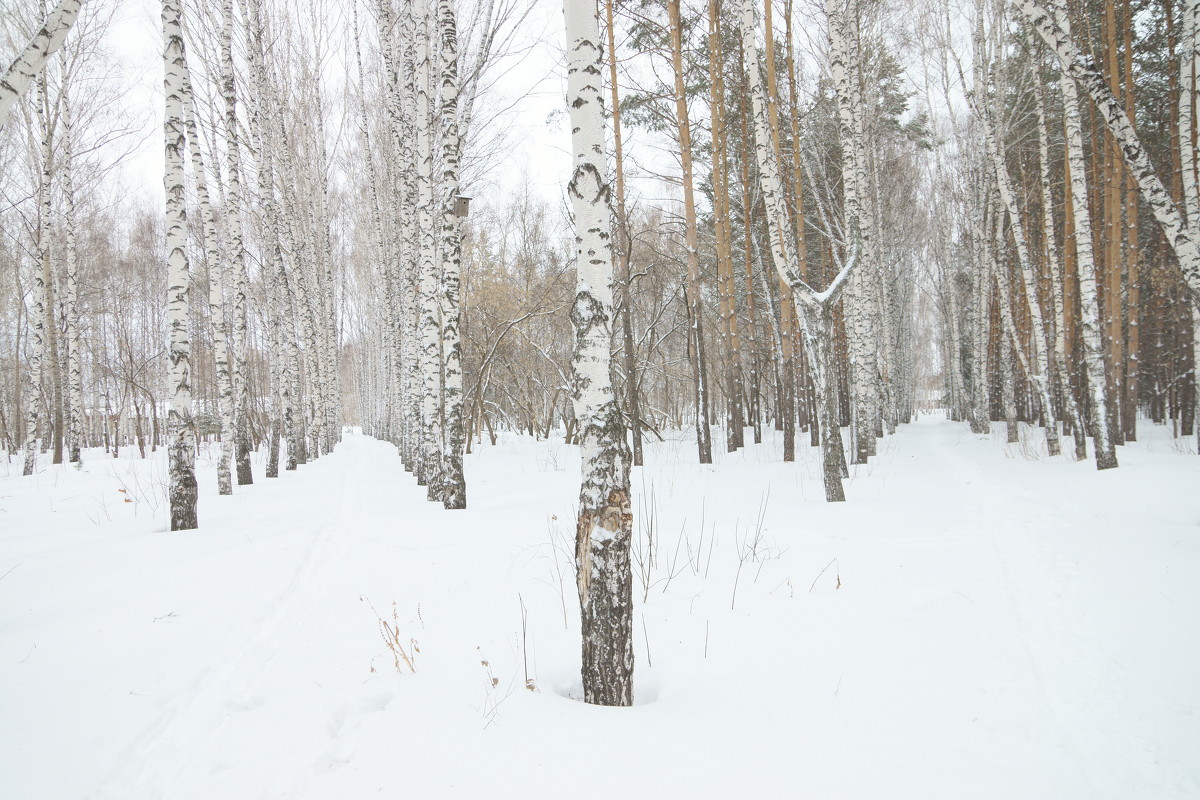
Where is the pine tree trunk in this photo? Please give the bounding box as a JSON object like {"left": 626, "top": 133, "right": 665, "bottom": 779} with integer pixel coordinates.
{"left": 1017, "top": 0, "right": 1200, "bottom": 305}
{"left": 741, "top": 0, "right": 854, "bottom": 500}
{"left": 668, "top": 0, "right": 713, "bottom": 465}
{"left": 605, "top": 0, "right": 644, "bottom": 467}
{"left": 708, "top": 0, "right": 744, "bottom": 453}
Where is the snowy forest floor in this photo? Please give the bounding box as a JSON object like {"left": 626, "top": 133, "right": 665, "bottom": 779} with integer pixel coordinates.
{"left": 2, "top": 415, "right": 1198, "bottom": 799}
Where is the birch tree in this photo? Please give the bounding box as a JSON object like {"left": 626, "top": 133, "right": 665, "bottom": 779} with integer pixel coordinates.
{"left": 219, "top": 0, "right": 254, "bottom": 485}
{"left": 60, "top": 68, "right": 82, "bottom": 464}
{"left": 439, "top": 0, "right": 467, "bottom": 509}
{"left": 0, "top": 0, "right": 82, "bottom": 128}
{"left": 181, "top": 44, "right": 235, "bottom": 495}
{"left": 564, "top": 0, "right": 634, "bottom": 706}
{"left": 741, "top": 0, "right": 858, "bottom": 501}
{"left": 163, "top": 0, "right": 197, "bottom": 530}
{"left": 415, "top": 0, "right": 444, "bottom": 498}
{"left": 1042, "top": 0, "right": 1117, "bottom": 469}
{"left": 1015, "top": 0, "right": 1200, "bottom": 304}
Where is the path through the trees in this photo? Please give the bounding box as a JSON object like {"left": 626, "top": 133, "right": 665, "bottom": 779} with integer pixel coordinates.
{"left": 1, "top": 418, "right": 1197, "bottom": 798}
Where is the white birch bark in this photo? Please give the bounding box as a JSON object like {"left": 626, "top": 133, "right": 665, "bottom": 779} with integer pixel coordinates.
{"left": 163, "top": 0, "right": 197, "bottom": 530}
{"left": 399, "top": 3, "right": 423, "bottom": 470}
{"left": 0, "top": 0, "right": 82, "bottom": 128}
{"left": 354, "top": 0, "right": 393, "bottom": 448}
{"left": 742, "top": 0, "right": 857, "bottom": 501}
{"left": 832, "top": 0, "right": 879, "bottom": 462}
{"left": 966, "top": 160, "right": 991, "bottom": 434}
{"left": 60, "top": 74, "right": 82, "bottom": 464}
{"left": 1180, "top": 1, "right": 1199, "bottom": 232}
{"left": 415, "top": 0, "right": 443, "bottom": 498}
{"left": 220, "top": 0, "right": 254, "bottom": 485}
{"left": 1035, "top": 75, "right": 1087, "bottom": 460}
{"left": 22, "top": 79, "right": 49, "bottom": 476}
{"left": 181, "top": 51, "right": 235, "bottom": 495}
{"left": 438, "top": 0, "right": 467, "bottom": 509}
{"left": 372, "top": 0, "right": 405, "bottom": 454}
{"left": 245, "top": 0, "right": 301, "bottom": 470}
{"left": 564, "top": 0, "right": 633, "bottom": 707}
{"left": 1016, "top": 0, "right": 1200, "bottom": 303}
{"left": 982, "top": 110, "right": 1061, "bottom": 456}
{"left": 1046, "top": 0, "right": 1117, "bottom": 469}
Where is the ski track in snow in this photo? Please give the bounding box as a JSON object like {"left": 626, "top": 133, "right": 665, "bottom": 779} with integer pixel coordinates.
{"left": 2, "top": 420, "right": 1198, "bottom": 799}
{"left": 93, "top": 451, "right": 364, "bottom": 798}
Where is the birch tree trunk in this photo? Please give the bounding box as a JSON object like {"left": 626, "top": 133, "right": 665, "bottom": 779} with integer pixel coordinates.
{"left": 741, "top": 0, "right": 856, "bottom": 501}
{"left": 400, "top": 9, "right": 423, "bottom": 473}
{"left": 181, "top": 54, "right": 235, "bottom": 495}
{"left": 737, "top": 75, "right": 764, "bottom": 444}
{"left": 24, "top": 73, "right": 52, "bottom": 474}
{"left": 61, "top": 77, "right": 82, "bottom": 464}
{"left": 1049, "top": 0, "right": 1118, "bottom": 469}
{"left": 220, "top": 0, "right": 254, "bottom": 486}
{"left": 415, "top": 0, "right": 444, "bottom": 497}
{"left": 828, "top": 0, "right": 878, "bottom": 465}
{"left": 982, "top": 107, "right": 1061, "bottom": 456}
{"left": 34, "top": 76, "right": 65, "bottom": 466}
{"left": 1016, "top": 0, "right": 1200, "bottom": 304}
{"left": 163, "top": 0, "right": 198, "bottom": 530}
{"left": 373, "top": 0, "right": 408, "bottom": 459}
{"left": 564, "top": 0, "right": 634, "bottom": 707}
{"left": 439, "top": 0, "right": 467, "bottom": 509}
{"left": 1035, "top": 74, "right": 1088, "bottom": 460}
{"left": 22, "top": 137, "right": 47, "bottom": 475}
{"left": 0, "top": 0, "right": 82, "bottom": 128}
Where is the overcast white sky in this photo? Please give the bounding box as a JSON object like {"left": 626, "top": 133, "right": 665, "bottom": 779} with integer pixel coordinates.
{"left": 75, "top": 0, "right": 572, "bottom": 219}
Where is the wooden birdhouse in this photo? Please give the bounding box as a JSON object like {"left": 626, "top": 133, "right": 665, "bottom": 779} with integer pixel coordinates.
{"left": 454, "top": 195, "right": 472, "bottom": 218}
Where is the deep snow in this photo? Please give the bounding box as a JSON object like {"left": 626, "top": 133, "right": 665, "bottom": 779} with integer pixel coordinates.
{"left": 2, "top": 416, "right": 1198, "bottom": 799}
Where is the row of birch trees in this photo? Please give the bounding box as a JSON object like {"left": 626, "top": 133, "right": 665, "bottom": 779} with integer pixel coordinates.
{"left": 2, "top": 0, "right": 349, "bottom": 529}
{"left": 557, "top": 0, "right": 1200, "bottom": 704}
{"left": 7, "top": 0, "right": 1200, "bottom": 705}
{"left": 929, "top": 0, "right": 1200, "bottom": 473}
{"left": 349, "top": 0, "right": 936, "bottom": 512}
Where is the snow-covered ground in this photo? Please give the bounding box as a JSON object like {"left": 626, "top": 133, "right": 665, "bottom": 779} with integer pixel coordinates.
{"left": 2, "top": 416, "right": 1198, "bottom": 799}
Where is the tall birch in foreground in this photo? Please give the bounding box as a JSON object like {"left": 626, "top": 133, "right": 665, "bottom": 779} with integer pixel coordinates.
{"left": 415, "top": 0, "right": 443, "bottom": 497}
{"left": 439, "top": 0, "right": 467, "bottom": 509}
{"left": 564, "top": 0, "right": 634, "bottom": 707}
{"left": 163, "top": 0, "right": 197, "bottom": 530}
